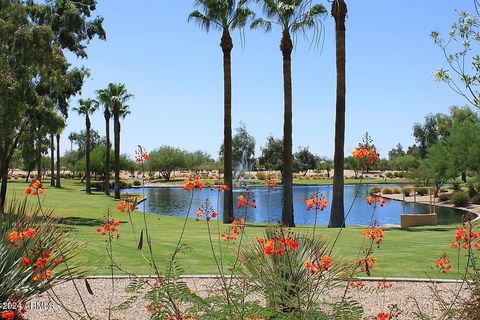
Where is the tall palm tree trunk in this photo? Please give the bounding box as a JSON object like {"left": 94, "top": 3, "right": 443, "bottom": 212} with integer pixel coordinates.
{"left": 36, "top": 137, "right": 42, "bottom": 180}
{"left": 113, "top": 111, "right": 121, "bottom": 199}
{"left": 221, "top": 29, "right": 234, "bottom": 224}
{"left": 50, "top": 134, "right": 55, "bottom": 187}
{"left": 329, "top": 0, "right": 347, "bottom": 228}
{"left": 85, "top": 115, "right": 92, "bottom": 194}
{"left": 104, "top": 108, "right": 111, "bottom": 195}
{"left": 281, "top": 30, "right": 295, "bottom": 227}
{"left": 0, "top": 157, "right": 8, "bottom": 214}
{"left": 56, "top": 133, "right": 61, "bottom": 188}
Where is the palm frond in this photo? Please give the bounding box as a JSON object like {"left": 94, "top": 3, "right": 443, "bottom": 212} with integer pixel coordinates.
{"left": 230, "top": 7, "right": 255, "bottom": 30}
{"left": 188, "top": 10, "right": 212, "bottom": 32}
{"left": 250, "top": 18, "right": 272, "bottom": 32}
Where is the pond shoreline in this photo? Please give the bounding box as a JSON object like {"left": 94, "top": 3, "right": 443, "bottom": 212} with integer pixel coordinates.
{"left": 122, "top": 184, "right": 465, "bottom": 227}
{"left": 125, "top": 180, "right": 410, "bottom": 189}
{"left": 381, "top": 193, "right": 480, "bottom": 222}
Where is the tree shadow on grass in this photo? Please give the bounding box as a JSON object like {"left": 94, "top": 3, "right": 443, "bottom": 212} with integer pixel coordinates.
{"left": 54, "top": 216, "right": 104, "bottom": 227}
{"left": 400, "top": 227, "right": 454, "bottom": 232}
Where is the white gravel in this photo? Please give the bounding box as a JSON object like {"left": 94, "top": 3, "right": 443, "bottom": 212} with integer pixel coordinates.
{"left": 24, "top": 277, "right": 472, "bottom": 320}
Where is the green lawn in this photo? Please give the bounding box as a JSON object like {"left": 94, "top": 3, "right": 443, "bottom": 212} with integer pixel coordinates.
{"left": 5, "top": 179, "right": 467, "bottom": 279}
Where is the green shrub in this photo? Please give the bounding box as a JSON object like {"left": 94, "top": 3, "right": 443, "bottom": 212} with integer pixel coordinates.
{"left": 403, "top": 188, "right": 412, "bottom": 196}
{"left": 256, "top": 172, "right": 266, "bottom": 180}
{"left": 453, "top": 181, "right": 462, "bottom": 191}
{"left": 240, "top": 226, "right": 343, "bottom": 316}
{"left": 393, "top": 172, "right": 405, "bottom": 178}
{"left": 471, "top": 194, "right": 480, "bottom": 205}
{"left": 439, "top": 187, "right": 448, "bottom": 193}
{"left": 438, "top": 193, "right": 451, "bottom": 202}
{"left": 90, "top": 181, "right": 104, "bottom": 191}
{"left": 467, "top": 179, "right": 480, "bottom": 198}
{"left": 1, "top": 198, "right": 79, "bottom": 316}
{"left": 451, "top": 191, "right": 470, "bottom": 207}
{"left": 416, "top": 187, "right": 429, "bottom": 196}
{"left": 368, "top": 186, "right": 381, "bottom": 194}
{"left": 133, "top": 180, "right": 142, "bottom": 186}
{"left": 391, "top": 187, "right": 402, "bottom": 194}
{"left": 385, "top": 172, "right": 394, "bottom": 178}
{"left": 381, "top": 187, "right": 393, "bottom": 194}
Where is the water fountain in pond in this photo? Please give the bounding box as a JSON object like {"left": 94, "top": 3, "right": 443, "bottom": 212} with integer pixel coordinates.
{"left": 234, "top": 149, "right": 254, "bottom": 188}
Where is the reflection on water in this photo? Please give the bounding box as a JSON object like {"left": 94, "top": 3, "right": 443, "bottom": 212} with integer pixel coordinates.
{"left": 123, "top": 184, "right": 465, "bottom": 226}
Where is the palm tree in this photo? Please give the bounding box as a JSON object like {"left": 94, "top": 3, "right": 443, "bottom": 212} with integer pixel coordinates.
{"left": 189, "top": 0, "right": 254, "bottom": 224}
{"left": 251, "top": 0, "right": 326, "bottom": 227}
{"left": 329, "top": 0, "right": 347, "bottom": 228}
{"left": 73, "top": 99, "right": 99, "bottom": 194}
{"left": 48, "top": 113, "right": 65, "bottom": 187}
{"left": 55, "top": 118, "right": 66, "bottom": 188}
{"left": 97, "top": 91, "right": 112, "bottom": 196}
{"left": 97, "top": 83, "right": 133, "bottom": 199}
{"left": 50, "top": 133, "right": 55, "bottom": 187}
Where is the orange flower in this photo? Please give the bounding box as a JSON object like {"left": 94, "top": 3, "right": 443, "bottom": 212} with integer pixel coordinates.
{"left": 263, "top": 239, "right": 275, "bottom": 255}
{"left": 7, "top": 231, "right": 21, "bottom": 246}
{"left": 135, "top": 146, "right": 150, "bottom": 162}
{"left": 265, "top": 178, "right": 278, "bottom": 191}
{"left": 195, "top": 201, "right": 219, "bottom": 222}
{"left": 183, "top": 178, "right": 203, "bottom": 191}
{"left": 96, "top": 220, "right": 121, "bottom": 239}
{"left": 362, "top": 227, "right": 385, "bottom": 246}
{"left": 305, "top": 196, "right": 328, "bottom": 212}
{"left": 220, "top": 219, "right": 245, "bottom": 242}
{"left": 32, "top": 274, "right": 41, "bottom": 281}
{"left": 22, "top": 257, "right": 31, "bottom": 266}
{"left": 1, "top": 310, "right": 15, "bottom": 320}
{"left": 352, "top": 147, "right": 378, "bottom": 164}
{"left": 195, "top": 210, "right": 203, "bottom": 221}
{"left": 319, "top": 255, "right": 333, "bottom": 271}
{"left": 32, "top": 180, "right": 42, "bottom": 189}
{"left": 24, "top": 180, "right": 45, "bottom": 196}
{"left": 36, "top": 257, "right": 48, "bottom": 269}
{"left": 22, "top": 227, "right": 36, "bottom": 240}
{"left": 237, "top": 195, "right": 256, "bottom": 209}
{"left": 451, "top": 225, "right": 480, "bottom": 250}
{"left": 42, "top": 269, "right": 53, "bottom": 280}
{"left": 305, "top": 255, "right": 332, "bottom": 274}
{"left": 435, "top": 253, "right": 452, "bottom": 274}
{"left": 366, "top": 196, "right": 386, "bottom": 207}
{"left": 377, "top": 281, "right": 393, "bottom": 289}
{"left": 373, "top": 312, "right": 391, "bottom": 320}
{"left": 54, "top": 258, "right": 62, "bottom": 265}
{"left": 116, "top": 198, "right": 137, "bottom": 213}
{"left": 356, "top": 257, "right": 377, "bottom": 273}
{"left": 349, "top": 281, "right": 366, "bottom": 288}
{"left": 7, "top": 228, "right": 36, "bottom": 247}
{"left": 278, "top": 237, "right": 299, "bottom": 250}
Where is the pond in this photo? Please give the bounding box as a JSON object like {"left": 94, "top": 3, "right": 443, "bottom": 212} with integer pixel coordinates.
{"left": 123, "top": 184, "right": 466, "bottom": 226}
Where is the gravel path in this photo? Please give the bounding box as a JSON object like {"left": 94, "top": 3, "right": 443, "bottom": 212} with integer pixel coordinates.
{"left": 22, "top": 277, "right": 473, "bottom": 320}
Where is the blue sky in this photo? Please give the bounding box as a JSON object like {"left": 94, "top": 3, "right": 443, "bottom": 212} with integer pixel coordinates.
{"left": 64, "top": 0, "right": 477, "bottom": 160}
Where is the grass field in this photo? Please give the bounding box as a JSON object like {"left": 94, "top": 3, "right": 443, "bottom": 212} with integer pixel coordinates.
{"left": 5, "top": 179, "right": 468, "bottom": 279}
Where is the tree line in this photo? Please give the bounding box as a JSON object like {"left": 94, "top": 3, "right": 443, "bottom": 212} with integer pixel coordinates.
{"left": 0, "top": 0, "right": 106, "bottom": 212}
